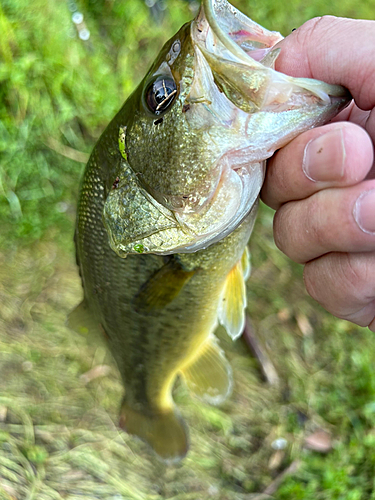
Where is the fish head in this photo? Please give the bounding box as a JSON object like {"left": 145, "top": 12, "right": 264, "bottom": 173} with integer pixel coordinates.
{"left": 103, "top": 0, "right": 351, "bottom": 256}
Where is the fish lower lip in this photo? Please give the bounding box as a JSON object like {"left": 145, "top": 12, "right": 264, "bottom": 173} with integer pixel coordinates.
{"left": 330, "top": 92, "right": 353, "bottom": 112}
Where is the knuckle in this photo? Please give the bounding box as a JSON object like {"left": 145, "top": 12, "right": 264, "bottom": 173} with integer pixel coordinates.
{"left": 305, "top": 196, "right": 328, "bottom": 249}
{"left": 263, "top": 161, "right": 289, "bottom": 210}
{"left": 273, "top": 207, "right": 289, "bottom": 253}
{"left": 304, "top": 252, "right": 373, "bottom": 316}
{"left": 368, "top": 313, "right": 375, "bottom": 332}
{"left": 303, "top": 263, "right": 320, "bottom": 303}
{"left": 341, "top": 253, "right": 371, "bottom": 297}
{"left": 273, "top": 198, "right": 323, "bottom": 263}
{"left": 294, "top": 16, "right": 331, "bottom": 49}
{"left": 296, "top": 15, "right": 336, "bottom": 42}
{"left": 273, "top": 203, "right": 306, "bottom": 262}
{"left": 294, "top": 16, "right": 339, "bottom": 76}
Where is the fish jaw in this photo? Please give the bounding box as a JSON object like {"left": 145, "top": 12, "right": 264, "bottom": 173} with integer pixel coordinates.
{"left": 167, "top": 0, "right": 351, "bottom": 252}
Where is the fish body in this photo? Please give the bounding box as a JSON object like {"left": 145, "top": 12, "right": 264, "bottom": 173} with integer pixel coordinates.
{"left": 71, "top": 0, "right": 350, "bottom": 461}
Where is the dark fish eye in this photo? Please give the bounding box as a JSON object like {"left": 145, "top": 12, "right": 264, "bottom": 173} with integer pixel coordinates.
{"left": 145, "top": 75, "right": 177, "bottom": 115}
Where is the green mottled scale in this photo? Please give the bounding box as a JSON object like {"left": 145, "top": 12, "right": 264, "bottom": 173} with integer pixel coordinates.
{"left": 74, "top": 115, "right": 252, "bottom": 459}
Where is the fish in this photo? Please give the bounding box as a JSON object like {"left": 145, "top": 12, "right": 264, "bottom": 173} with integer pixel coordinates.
{"left": 69, "top": 0, "right": 351, "bottom": 462}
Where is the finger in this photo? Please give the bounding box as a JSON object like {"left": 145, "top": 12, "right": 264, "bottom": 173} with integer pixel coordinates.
{"left": 365, "top": 108, "right": 375, "bottom": 151}
{"left": 332, "top": 101, "right": 370, "bottom": 128}
{"left": 262, "top": 122, "right": 373, "bottom": 210}
{"left": 334, "top": 104, "right": 375, "bottom": 179}
{"left": 333, "top": 103, "right": 375, "bottom": 161}
{"left": 275, "top": 16, "right": 375, "bottom": 111}
{"left": 273, "top": 179, "right": 375, "bottom": 263}
{"left": 304, "top": 252, "right": 375, "bottom": 331}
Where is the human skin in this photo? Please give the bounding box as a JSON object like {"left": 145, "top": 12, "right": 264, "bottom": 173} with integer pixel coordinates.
{"left": 261, "top": 16, "right": 375, "bottom": 331}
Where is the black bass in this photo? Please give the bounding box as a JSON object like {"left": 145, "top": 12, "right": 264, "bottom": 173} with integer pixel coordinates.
{"left": 70, "top": 0, "right": 350, "bottom": 461}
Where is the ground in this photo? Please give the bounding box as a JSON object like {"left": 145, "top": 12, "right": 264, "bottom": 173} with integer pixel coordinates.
{"left": 1, "top": 0, "right": 375, "bottom": 498}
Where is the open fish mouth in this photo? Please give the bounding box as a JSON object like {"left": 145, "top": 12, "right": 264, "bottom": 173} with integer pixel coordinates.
{"left": 167, "top": 0, "right": 350, "bottom": 253}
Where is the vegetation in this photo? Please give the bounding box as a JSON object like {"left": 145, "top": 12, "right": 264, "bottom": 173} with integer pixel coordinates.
{"left": 1, "top": 0, "right": 375, "bottom": 498}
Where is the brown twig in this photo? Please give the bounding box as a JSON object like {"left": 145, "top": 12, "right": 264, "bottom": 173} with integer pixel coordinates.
{"left": 242, "top": 315, "right": 279, "bottom": 386}
{"left": 250, "top": 460, "right": 301, "bottom": 499}
{"left": 263, "top": 460, "right": 301, "bottom": 496}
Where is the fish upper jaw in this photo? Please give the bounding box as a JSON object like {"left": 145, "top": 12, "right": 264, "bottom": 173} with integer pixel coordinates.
{"left": 193, "top": 0, "right": 350, "bottom": 113}
{"left": 195, "top": 0, "right": 283, "bottom": 68}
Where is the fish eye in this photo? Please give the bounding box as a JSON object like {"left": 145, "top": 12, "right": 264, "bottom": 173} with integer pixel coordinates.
{"left": 144, "top": 76, "right": 178, "bottom": 115}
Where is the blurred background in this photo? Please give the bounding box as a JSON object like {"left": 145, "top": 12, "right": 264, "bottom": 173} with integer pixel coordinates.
{"left": 1, "top": 0, "right": 375, "bottom": 498}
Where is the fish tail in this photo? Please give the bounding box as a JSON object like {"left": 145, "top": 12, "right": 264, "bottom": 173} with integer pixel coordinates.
{"left": 119, "top": 403, "right": 189, "bottom": 462}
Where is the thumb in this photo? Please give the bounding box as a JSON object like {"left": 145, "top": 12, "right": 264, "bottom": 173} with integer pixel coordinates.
{"left": 275, "top": 16, "right": 375, "bottom": 111}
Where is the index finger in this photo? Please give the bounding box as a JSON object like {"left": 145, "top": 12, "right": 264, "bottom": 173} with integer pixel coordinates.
{"left": 275, "top": 16, "right": 375, "bottom": 111}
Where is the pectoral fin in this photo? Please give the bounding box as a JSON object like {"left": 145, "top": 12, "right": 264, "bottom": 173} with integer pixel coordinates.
{"left": 218, "top": 248, "right": 249, "bottom": 340}
{"left": 132, "top": 259, "right": 196, "bottom": 315}
{"left": 180, "top": 336, "right": 233, "bottom": 405}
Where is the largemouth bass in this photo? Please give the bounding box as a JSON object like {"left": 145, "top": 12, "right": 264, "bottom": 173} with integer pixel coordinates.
{"left": 70, "top": 0, "right": 350, "bottom": 461}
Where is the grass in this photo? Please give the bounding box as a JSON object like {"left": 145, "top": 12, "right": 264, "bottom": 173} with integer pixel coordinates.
{"left": 1, "top": 0, "right": 375, "bottom": 498}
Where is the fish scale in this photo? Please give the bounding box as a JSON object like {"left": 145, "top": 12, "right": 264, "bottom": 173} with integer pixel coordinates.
{"left": 76, "top": 121, "right": 247, "bottom": 403}
{"left": 70, "top": 0, "right": 351, "bottom": 461}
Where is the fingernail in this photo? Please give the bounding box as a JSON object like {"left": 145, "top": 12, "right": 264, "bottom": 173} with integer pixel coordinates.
{"left": 303, "top": 128, "right": 346, "bottom": 182}
{"left": 354, "top": 189, "right": 375, "bottom": 234}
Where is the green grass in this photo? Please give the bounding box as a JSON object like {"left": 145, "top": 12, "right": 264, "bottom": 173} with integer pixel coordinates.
{"left": 1, "top": 0, "right": 375, "bottom": 498}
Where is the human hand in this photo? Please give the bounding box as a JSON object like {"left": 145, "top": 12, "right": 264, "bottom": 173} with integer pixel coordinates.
{"left": 261, "top": 16, "right": 375, "bottom": 330}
